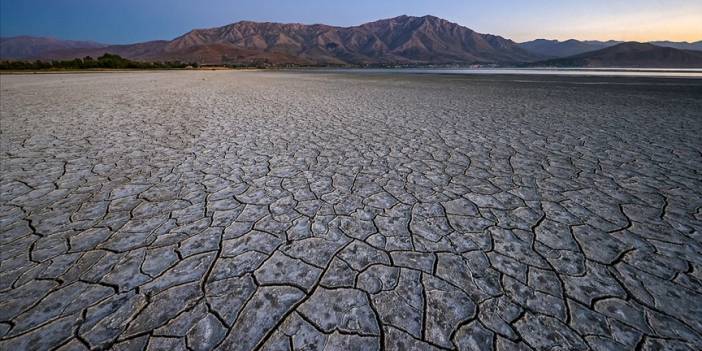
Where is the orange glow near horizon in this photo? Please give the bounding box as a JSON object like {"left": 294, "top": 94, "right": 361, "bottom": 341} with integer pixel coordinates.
{"left": 563, "top": 15, "right": 700, "bottom": 42}
{"left": 500, "top": 5, "right": 702, "bottom": 42}
{"left": 508, "top": 9, "right": 702, "bottom": 43}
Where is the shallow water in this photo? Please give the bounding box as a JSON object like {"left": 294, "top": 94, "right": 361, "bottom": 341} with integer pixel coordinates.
{"left": 322, "top": 67, "right": 702, "bottom": 78}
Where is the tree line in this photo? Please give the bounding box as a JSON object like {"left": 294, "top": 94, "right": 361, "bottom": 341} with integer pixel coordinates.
{"left": 0, "top": 53, "right": 198, "bottom": 70}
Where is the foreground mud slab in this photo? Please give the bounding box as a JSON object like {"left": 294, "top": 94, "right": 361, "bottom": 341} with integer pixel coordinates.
{"left": 1, "top": 71, "right": 701, "bottom": 350}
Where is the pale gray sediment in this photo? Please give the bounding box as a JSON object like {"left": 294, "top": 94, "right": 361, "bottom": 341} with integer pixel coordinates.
{"left": 1, "top": 71, "right": 701, "bottom": 350}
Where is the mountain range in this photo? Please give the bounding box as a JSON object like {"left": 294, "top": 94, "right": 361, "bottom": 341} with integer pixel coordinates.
{"left": 1, "top": 16, "right": 539, "bottom": 65}
{"left": 518, "top": 39, "right": 702, "bottom": 58}
{"left": 530, "top": 42, "right": 702, "bottom": 68}
{"left": 0, "top": 36, "right": 106, "bottom": 59}
{"left": 2, "top": 15, "right": 701, "bottom": 67}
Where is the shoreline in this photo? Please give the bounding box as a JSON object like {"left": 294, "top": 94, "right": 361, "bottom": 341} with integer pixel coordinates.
{"left": 2, "top": 66, "right": 701, "bottom": 79}
{"left": 0, "top": 67, "right": 261, "bottom": 75}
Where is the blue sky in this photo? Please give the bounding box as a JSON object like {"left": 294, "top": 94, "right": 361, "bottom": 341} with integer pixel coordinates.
{"left": 1, "top": 0, "right": 701, "bottom": 44}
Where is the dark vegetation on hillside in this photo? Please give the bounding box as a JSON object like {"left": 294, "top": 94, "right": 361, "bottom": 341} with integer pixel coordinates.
{"left": 0, "top": 53, "right": 198, "bottom": 70}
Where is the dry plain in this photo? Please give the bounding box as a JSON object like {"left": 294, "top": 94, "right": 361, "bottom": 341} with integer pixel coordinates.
{"left": 1, "top": 71, "right": 701, "bottom": 350}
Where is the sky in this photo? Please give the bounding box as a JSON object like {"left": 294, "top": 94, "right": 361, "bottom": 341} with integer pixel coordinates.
{"left": 1, "top": 0, "right": 701, "bottom": 44}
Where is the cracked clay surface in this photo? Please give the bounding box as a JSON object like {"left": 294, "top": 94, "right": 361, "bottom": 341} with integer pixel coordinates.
{"left": 1, "top": 71, "right": 701, "bottom": 350}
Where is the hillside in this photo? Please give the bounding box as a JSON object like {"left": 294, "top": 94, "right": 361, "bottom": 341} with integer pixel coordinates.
{"left": 13, "top": 16, "right": 542, "bottom": 65}
{"left": 531, "top": 42, "right": 702, "bottom": 68}
{"left": 0, "top": 36, "right": 106, "bottom": 59}
{"left": 518, "top": 39, "right": 620, "bottom": 58}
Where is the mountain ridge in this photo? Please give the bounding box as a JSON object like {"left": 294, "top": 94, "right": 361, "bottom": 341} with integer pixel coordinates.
{"left": 2, "top": 16, "right": 542, "bottom": 65}
{"left": 530, "top": 42, "right": 702, "bottom": 68}
{"left": 518, "top": 39, "right": 620, "bottom": 58}
{"left": 0, "top": 36, "right": 107, "bottom": 59}
{"left": 2, "top": 16, "right": 701, "bottom": 67}
{"left": 519, "top": 39, "right": 702, "bottom": 58}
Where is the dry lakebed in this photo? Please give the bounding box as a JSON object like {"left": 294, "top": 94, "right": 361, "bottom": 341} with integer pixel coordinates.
{"left": 1, "top": 71, "right": 701, "bottom": 350}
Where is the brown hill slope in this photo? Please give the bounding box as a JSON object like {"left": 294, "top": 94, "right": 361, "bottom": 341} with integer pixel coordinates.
{"left": 31, "top": 15, "right": 542, "bottom": 65}
{"left": 0, "top": 36, "right": 106, "bottom": 59}
{"left": 532, "top": 42, "right": 702, "bottom": 68}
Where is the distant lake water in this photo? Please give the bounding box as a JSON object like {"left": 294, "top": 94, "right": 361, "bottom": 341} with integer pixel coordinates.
{"left": 318, "top": 67, "right": 702, "bottom": 79}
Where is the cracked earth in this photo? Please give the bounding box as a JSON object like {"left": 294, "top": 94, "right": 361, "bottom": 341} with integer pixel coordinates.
{"left": 1, "top": 71, "right": 701, "bottom": 351}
